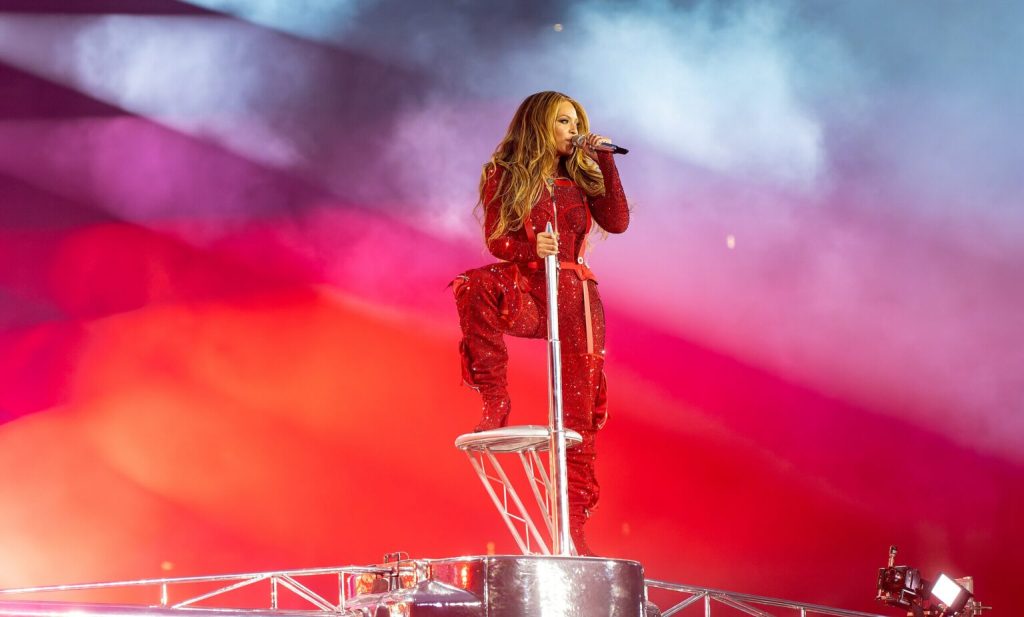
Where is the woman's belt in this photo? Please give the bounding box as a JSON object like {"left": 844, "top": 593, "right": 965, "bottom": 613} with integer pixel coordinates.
{"left": 522, "top": 258, "right": 596, "bottom": 282}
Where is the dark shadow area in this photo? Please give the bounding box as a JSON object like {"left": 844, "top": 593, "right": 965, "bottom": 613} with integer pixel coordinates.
{"left": 0, "top": 63, "right": 125, "bottom": 119}
{"left": 0, "top": 0, "right": 216, "bottom": 14}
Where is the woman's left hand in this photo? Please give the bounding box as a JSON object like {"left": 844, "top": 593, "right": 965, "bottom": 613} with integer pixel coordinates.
{"left": 579, "top": 133, "right": 611, "bottom": 161}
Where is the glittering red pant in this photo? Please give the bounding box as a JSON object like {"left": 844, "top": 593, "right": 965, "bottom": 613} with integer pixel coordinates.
{"left": 453, "top": 262, "right": 608, "bottom": 552}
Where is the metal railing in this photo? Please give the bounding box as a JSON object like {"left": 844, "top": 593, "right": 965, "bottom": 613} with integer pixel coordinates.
{"left": 2, "top": 564, "right": 889, "bottom": 617}
{"left": 0, "top": 565, "right": 391, "bottom": 613}
{"left": 645, "top": 579, "right": 888, "bottom": 617}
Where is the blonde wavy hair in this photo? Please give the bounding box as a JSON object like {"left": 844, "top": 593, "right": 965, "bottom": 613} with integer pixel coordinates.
{"left": 480, "top": 91, "right": 606, "bottom": 242}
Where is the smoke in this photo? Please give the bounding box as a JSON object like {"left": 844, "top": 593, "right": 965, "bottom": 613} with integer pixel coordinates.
{"left": 5, "top": 2, "right": 1020, "bottom": 233}
{"left": 798, "top": 1, "right": 1024, "bottom": 254}
{"left": 368, "top": 0, "right": 843, "bottom": 238}
{"left": 0, "top": 11, "right": 429, "bottom": 228}
{"left": 553, "top": 1, "right": 832, "bottom": 189}
{"left": 355, "top": 0, "right": 1023, "bottom": 245}
{"left": 0, "top": 14, "right": 317, "bottom": 170}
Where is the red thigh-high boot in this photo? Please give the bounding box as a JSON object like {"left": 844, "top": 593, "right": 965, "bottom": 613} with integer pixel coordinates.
{"left": 453, "top": 265, "right": 521, "bottom": 432}
{"left": 562, "top": 353, "right": 607, "bottom": 557}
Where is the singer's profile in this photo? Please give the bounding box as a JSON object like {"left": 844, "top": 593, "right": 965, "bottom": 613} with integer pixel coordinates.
{"left": 451, "top": 91, "right": 630, "bottom": 556}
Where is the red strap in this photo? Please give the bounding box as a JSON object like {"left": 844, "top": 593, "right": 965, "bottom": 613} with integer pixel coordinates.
{"left": 582, "top": 277, "right": 594, "bottom": 355}
{"left": 580, "top": 187, "right": 591, "bottom": 262}
{"left": 524, "top": 215, "right": 537, "bottom": 244}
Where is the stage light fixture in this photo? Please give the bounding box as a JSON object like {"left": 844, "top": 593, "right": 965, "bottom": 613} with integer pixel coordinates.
{"left": 876, "top": 546, "right": 925, "bottom": 609}
{"left": 932, "top": 574, "right": 972, "bottom": 615}
{"left": 876, "top": 546, "right": 987, "bottom": 617}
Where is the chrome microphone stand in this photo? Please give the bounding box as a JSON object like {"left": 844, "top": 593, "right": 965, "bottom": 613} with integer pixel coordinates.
{"left": 543, "top": 220, "right": 572, "bottom": 556}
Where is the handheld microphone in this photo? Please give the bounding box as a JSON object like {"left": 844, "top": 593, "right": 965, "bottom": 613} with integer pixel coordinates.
{"left": 572, "top": 134, "right": 629, "bottom": 155}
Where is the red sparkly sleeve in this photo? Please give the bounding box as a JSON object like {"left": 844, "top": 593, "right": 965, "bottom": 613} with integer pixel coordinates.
{"left": 483, "top": 166, "right": 538, "bottom": 262}
{"left": 589, "top": 151, "right": 630, "bottom": 233}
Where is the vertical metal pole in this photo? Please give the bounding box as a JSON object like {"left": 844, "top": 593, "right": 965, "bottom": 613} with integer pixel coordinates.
{"left": 544, "top": 217, "right": 571, "bottom": 556}
{"left": 338, "top": 573, "right": 345, "bottom": 611}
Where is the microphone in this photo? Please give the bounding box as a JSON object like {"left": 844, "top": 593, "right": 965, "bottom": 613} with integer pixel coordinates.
{"left": 571, "top": 134, "right": 629, "bottom": 155}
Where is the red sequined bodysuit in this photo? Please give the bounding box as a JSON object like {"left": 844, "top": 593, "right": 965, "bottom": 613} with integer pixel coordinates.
{"left": 453, "top": 151, "right": 629, "bottom": 555}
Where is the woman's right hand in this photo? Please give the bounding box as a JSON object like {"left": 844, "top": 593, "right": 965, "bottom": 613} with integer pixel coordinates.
{"left": 536, "top": 231, "right": 559, "bottom": 258}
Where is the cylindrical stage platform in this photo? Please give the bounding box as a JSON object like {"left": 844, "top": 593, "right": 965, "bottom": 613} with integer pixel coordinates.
{"left": 413, "top": 555, "right": 646, "bottom": 617}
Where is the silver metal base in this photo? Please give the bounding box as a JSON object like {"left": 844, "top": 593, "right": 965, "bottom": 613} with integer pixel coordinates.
{"left": 421, "top": 555, "right": 645, "bottom": 617}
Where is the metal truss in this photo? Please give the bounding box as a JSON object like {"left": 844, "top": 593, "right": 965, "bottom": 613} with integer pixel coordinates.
{"left": 455, "top": 426, "right": 584, "bottom": 557}
{"left": 462, "top": 447, "right": 556, "bottom": 556}
{"left": 2, "top": 567, "right": 890, "bottom": 617}
{"left": 645, "top": 579, "right": 887, "bottom": 617}
{"left": 0, "top": 565, "right": 392, "bottom": 613}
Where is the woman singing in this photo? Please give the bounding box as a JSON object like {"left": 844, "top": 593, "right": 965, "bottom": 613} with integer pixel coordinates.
{"left": 453, "top": 91, "right": 630, "bottom": 556}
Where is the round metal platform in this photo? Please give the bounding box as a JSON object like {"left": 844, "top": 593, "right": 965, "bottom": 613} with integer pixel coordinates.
{"left": 454, "top": 425, "right": 583, "bottom": 453}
